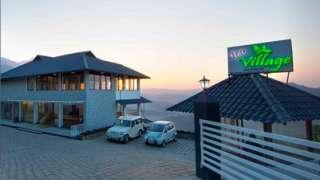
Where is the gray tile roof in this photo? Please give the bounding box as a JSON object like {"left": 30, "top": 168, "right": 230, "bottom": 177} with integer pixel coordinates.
{"left": 1, "top": 51, "right": 149, "bottom": 79}
{"left": 116, "top": 97, "right": 152, "bottom": 105}
{"left": 167, "top": 74, "right": 320, "bottom": 123}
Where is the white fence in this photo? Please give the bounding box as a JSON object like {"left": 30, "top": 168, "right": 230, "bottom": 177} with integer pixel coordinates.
{"left": 70, "top": 124, "right": 84, "bottom": 137}
{"left": 200, "top": 119, "right": 320, "bottom": 180}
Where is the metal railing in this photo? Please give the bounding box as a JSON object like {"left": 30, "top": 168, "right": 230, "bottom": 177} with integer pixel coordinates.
{"left": 200, "top": 119, "right": 320, "bottom": 180}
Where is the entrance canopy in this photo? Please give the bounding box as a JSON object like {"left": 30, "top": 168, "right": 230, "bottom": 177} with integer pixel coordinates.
{"left": 167, "top": 74, "right": 320, "bottom": 123}
{"left": 116, "top": 97, "right": 151, "bottom": 105}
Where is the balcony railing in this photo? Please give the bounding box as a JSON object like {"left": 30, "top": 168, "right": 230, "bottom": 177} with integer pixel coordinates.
{"left": 116, "top": 90, "right": 140, "bottom": 100}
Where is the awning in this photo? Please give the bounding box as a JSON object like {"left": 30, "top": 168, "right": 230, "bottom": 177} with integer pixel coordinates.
{"left": 116, "top": 97, "right": 152, "bottom": 105}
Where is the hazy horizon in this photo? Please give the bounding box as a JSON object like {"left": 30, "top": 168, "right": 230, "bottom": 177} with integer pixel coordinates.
{"left": 1, "top": 0, "right": 320, "bottom": 89}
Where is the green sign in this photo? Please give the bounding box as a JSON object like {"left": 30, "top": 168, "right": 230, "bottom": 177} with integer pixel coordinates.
{"left": 228, "top": 39, "right": 293, "bottom": 75}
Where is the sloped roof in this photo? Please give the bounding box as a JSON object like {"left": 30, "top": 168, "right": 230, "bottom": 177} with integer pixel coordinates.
{"left": 167, "top": 74, "right": 320, "bottom": 123}
{"left": 1, "top": 51, "right": 149, "bottom": 79}
{"left": 116, "top": 97, "right": 152, "bottom": 105}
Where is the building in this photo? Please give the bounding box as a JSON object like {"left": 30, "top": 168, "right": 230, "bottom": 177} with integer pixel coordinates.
{"left": 0, "top": 51, "right": 151, "bottom": 136}
{"left": 167, "top": 74, "right": 320, "bottom": 140}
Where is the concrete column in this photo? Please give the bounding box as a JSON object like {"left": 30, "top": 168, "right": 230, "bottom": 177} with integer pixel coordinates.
{"left": 58, "top": 103, "right": 63, "bottom": 128}
{"left": 123, "top": 105, "right": 126, "bottom": 116}
{"left": 137, "top": 79, "right": 140, "bottom": 91}
{"left": 193, "top": 92, "right": 221, "bottom": 180}
{"left": 111, "top": 76, "right": 116, "bottom": 91}
{"left": 18, "top": 101, "right": 22, "bottom": 122}
{"left": 84, "top": 71, "right": 89, "bottom": 90}
{"left": 122, "top": 77, "right": 126, "bottom": 90}
{"left": 33, "top": 102, "right": 38, "bottom": 124}
{"left": 137, "top": 103, "right": 142, "bottom": 117}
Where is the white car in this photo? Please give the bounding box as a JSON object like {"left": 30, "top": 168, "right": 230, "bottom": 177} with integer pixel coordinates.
{"left": 144, "top": 121, "right": 177, "bottom": 147}
{"left": 106, "top": 116, "right": 144, "bottom": 143}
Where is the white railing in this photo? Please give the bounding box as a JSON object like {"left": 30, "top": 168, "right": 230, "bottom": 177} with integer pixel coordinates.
{"left": 70, "top": 124, "right": 85, "bottom": 137}
{"left": 200, "top": 119, "right": 320, "bottom": 180}
{"left": 116, "top": 90, "right": 140, "bottom": 100}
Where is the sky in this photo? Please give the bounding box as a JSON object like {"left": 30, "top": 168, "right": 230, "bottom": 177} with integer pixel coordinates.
{"left": 1, "top": 0, "right": 320, "bottom": 89}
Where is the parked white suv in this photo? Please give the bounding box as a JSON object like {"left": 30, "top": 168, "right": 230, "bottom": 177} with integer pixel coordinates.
{"left": 106, "top": 116, "right": 144, "bottom": 143}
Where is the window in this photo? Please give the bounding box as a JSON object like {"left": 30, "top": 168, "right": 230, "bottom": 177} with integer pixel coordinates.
{"left": 106, "top": 76, "right": 111, "bottom": 90}
{"left": 27, "top": 77, "right": 36, "bottom": 91}
{"left": 38, "top": 102, "right": 57, "bottom": 126}
{"left": 117, "top": 77, "right": 124, "bottom": 91}
{"left": 94, "top": 75, "right": 100, "bottom": 90}
{"left": 133, "top": 79, "right": 138, "bottom": 90}
{"left": 88, "top": 73, "right": 111, "bottom": 90}
{"left": 36, "top": 74, "right": 58, "bottom": 90}
{"left": 62, "top": 72, "right": 84, "bottom": 90}
{"left": 1, "top": 101, "right": 19, "bottom": 121}
{"left": 101, "top": 75, "right": 106, "bottom": 90}
{"left": 63, "top": 103, "right": 83, "bottom": 129}
{"left": 89, "top": 74, "right": 94, "bottom": 89}
{"left": 21, "top": 101, "right": 33, "bottom": 123}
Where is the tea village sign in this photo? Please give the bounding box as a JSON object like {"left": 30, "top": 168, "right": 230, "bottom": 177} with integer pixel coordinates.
{"left": 228, "top": 39, "right": 293, "bottom": 75}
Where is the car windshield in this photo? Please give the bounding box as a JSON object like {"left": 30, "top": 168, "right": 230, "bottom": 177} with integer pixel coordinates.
{"left": 149, "top": 124, "right": 165, "bottom": 132}
{"left": 117, "top": 120, "right": 131, "bottom": 127}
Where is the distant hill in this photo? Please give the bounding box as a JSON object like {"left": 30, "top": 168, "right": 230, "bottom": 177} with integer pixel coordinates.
{"left": 1, "top": 57, "right": 18, "bottom": 73}
{"left": 290, "top": 83, "right": 320, "bottom": 97}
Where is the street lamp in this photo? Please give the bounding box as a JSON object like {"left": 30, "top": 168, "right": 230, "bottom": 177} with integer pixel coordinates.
{"left": 199, "top": 75, "right": 210, "bottom": 90}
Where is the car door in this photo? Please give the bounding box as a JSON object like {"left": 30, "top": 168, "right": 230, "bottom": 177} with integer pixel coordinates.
{"left": 163, "top": 125, "right": 170, "bottom": 142}
{"left": 128, "top": 121, "right": 135, "bottom": 138}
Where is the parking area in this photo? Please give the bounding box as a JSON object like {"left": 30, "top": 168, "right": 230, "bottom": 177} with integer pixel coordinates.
{"left": 0, "top": 126, "right": 197, "bottom": 180}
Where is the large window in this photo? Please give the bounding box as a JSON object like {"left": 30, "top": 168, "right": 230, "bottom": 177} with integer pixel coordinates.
{"left": 27, "top": 77, "right": 36, "bottom": 91}
{"left": 116, "top": 77, "right": 138, "bottom": 91}
{"left": 36, "top": 74, "right": 58, "bottom": 90}
{"left": 0, "top": 101, "right": 19, "bottom": 121}
{"left": 63, "top": 103, "right": 83, "bottom": 129}
{"left": 62, "top": 72, "right": 84, "bottom": 90}
{"left": 89, "top": 73, "right": 111, "bottom": 90}
{"left": 38, "top": 103, "right": 57, "bottom": 127}
{"left": 21, "top": 101, "right": 33, "bottom": 123}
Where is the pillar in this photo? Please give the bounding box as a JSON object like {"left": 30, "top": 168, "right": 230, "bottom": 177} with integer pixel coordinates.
{"left": 137, "top": 79, "right": 140, "bottom": 91}
{"left": 33, "top": 102, "right": 38, "bottom": 124}
{"left": 58, "top": 73, "right": 62, "bottom": 91}
{"left": 18, "top": 101, "right": 22, "bottom": 122}
{"left": 58, "top": 103, "right": 63, "bottom": 128}
{"left": 305, "top": 120, "right": 313, "bottom": 140}
{"left": 193, "top": 91, "right": 221, "bottom": 180}
{"left": 137, "top": 103, "right": 142, "bottom": 117}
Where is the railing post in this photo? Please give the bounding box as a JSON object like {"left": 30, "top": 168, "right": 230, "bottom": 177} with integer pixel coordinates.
{"left": 194, "top": 91, "right": 221, "bottom": 180}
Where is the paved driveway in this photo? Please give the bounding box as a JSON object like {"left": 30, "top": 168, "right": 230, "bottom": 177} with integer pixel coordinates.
{"left": 0, "top": 126, "right": 197, "bottom": 180}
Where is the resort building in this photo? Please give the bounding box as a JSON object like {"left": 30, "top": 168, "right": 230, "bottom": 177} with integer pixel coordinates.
{"left": 0, "top": 51, "right": 150, "bottom": 136}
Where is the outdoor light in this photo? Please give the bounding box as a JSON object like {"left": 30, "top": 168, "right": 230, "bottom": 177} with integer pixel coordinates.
{"left": 199, "top": 75, "right": 210, "bottom": 90}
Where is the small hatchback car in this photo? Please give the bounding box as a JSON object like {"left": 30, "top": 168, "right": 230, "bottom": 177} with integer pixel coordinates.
{"left": 144, "top": 121, "right": 177, "bottom": 147}
{"left": 106, "top": 116, "right": 144, "bottom": 143}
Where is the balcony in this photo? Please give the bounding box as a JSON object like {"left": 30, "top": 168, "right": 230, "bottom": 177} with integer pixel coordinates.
{"left": 116, "top": 90, "right": 140, "bottom": 100}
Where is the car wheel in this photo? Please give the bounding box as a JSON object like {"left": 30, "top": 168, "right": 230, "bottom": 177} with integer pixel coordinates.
{"left": 145, "top": 140, "right": 149, "bottom": 145}
{"left": 138, "top": 130, "right": 143, "bottom": 137}
{"left": 123, "top": 135, "right": 129, "bottom": 144}
{"left": 161, "top": 141, "right": 166, "bottom": 147}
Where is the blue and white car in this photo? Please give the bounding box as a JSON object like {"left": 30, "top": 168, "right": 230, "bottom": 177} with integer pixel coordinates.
{"left": 144, "top": 121, "right": 177, "bottom": 147}
{"left": 106, "top": 116, "right": 144, "bottom": 143}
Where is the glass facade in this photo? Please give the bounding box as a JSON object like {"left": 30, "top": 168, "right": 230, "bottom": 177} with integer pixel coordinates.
{"left": 0, "top": 101, "right": 19, "bottom": 121}
{"left": 27, "top": 77, "right": 36, "bottom": 91}
{"left": 89, "top": 73, "right": 111, "bottom": 90}
{"left": 36, "top": 74, "right": 58, "bottom": 90}
{"left": 38, "top": 103, "right": 57, "bottom": 127}
{"left": 116, "top": 77, "right": 138, "bottom": 91}
{"left": 63, "top": 103, "right": 84, "bottom": 129}
{"left": 62, "top": 72, "right": 84, "bottom": 90}
{"left": 21, "top": 101, "right": 33, "bottom": 123}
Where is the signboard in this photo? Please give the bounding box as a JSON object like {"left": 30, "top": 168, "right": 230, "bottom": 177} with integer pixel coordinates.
{"left": 228, "top": 39, "right": 293, "bottom": 75}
